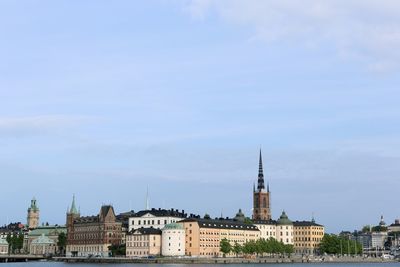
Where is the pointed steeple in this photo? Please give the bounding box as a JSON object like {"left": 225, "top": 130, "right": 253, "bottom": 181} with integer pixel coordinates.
{"left": 257, "top": 149, "right": 265, "bottom": 191}
{"left": 69, "top": 195, "right": 78, "bottom": 215}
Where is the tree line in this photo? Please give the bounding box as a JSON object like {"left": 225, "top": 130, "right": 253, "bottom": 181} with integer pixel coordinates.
{"left": 220, "top": 237, "right": 294, "bottom": 257}
{"left": 319, "top": 234, "right": 362, "bottom": 255}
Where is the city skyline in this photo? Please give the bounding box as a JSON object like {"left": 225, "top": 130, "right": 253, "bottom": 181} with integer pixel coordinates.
{"left": 1, "top": 1, "right": 400, "bottom": 233}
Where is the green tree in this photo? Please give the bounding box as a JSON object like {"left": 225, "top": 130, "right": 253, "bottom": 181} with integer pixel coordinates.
{"left": 284, "top": 244, "right": 294, "bottom": 256}
{"left": 57, "top": 232, "right": 67, "bottom": 255}
{"left": 244, "top": 217, "right": 253, "bottom": 225}
{"left": 232, "top": 242, "right": 242, "bottom": 257}
{"left": 220, "top": 238, "right": 232, "bottom": 257}
{"left": 108, "top": 244, "right": 126, "bottom": 257}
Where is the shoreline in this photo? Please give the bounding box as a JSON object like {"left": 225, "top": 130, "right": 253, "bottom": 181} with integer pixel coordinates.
{"left": 54, "top": 255, "right": 398, "bottom": 264}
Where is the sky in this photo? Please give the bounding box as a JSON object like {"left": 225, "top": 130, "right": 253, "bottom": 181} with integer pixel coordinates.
{"left": 1, "top": 0, "right": 400, "bottom": 233}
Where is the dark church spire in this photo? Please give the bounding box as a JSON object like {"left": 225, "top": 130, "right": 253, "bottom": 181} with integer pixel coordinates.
{"left": 257, "top": 149, "right": 265, "bottom": 191}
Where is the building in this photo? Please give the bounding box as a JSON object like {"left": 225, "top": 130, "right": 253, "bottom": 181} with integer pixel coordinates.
{"left": 161, "top": 222, "right": 185, "bottom": 256}
{"left": 254, "top": 211, "right": 293, "bottom": 245}
{"left": 128, "top": 208, "right": 186, "bottom": 231}
{"left": 275, "top": 211, "right": 294, "bottom": 245}
{"left": 0, "top": 222, "right": 25, "bottom": 239}
{"left": 27, "top": 198, "right": 40, "bottom": 229}
{"left": 66, "top": 196, "right": 123, "bottom": 257}
{"left": 371, "top": 232, "right": 387, "bottom": 249}
{"left": 178, "top": 215, "right": 260, "bottom": 257}
{"left": 126, "top": 227, "right": 161, "bottom": 257}
{"left": 253, "top": 150, "right": 271, "bottom": 221}
{"left": 253, "top": 219, "right": 277, "bottom": 240}
{"left": 25, "top": 225, "right": 66, "bottom": 254}
{"left": 0, "top": 238, "right": 8, "bottom": 255}
{"left": 388, "top": 219, "right": 400, "bottom": 233}
{"left": 293, "top": 219, "right": 325, "bottom": 254}
{"left": 29, "top": 234, "right": 56, "bottom": 255}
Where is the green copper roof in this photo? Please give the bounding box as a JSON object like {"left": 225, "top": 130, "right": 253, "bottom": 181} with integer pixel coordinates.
{"left": 70, "top": 195, "right": 79, "bottom": 214}
{"left": 163, "top": 222, "right": 184, "bottom": 230}
{"left": 277, "top": 211, "right": 293, "bottom": 225}
{"left": 31, "top": 234, "right": 54, "bottom": 245}
{"left": 28, "top": 226, "right": 66, "bottom": 237}
{"left": 29, "top": 198, "right": 39, "bottom": 212}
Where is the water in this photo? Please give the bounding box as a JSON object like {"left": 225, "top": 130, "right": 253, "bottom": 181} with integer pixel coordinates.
{"left": 1, "top": 263, "right": 399, "bottom": 267}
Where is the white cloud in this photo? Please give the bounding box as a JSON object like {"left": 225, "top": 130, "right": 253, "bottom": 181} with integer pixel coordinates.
{"left": 0, "top": 115, "right": 93, "bottom": 136}
{"left": 183, "top": 0, "right": 400, "bottom": 71}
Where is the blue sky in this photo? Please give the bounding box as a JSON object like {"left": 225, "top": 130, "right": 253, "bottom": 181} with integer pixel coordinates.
{"left": 1, "top": 0, "right": 400, "bottom": 233}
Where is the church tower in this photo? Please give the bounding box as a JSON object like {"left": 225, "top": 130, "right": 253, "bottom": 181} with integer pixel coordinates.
{"left": 252, "top": 150, "right": 271, "bottom": 220}
{"left": 27, "top": 198, "right": 40, "bottom": 229}
{"left": 66, "top": 195, "right": 80, "bottom": 247}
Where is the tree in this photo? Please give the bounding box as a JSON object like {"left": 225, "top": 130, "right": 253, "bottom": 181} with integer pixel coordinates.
{"left": 57, "top": 232, "right": 67, "bottom": 255}
{"left": 108, "top": 244, "right": 126, "bottom": 257}
{"left": 220, "top": 238, "right": 232, "bottom": 257}
{"left": 284, "top": 244, "right": 294, "bottom": 257}
{"left": 244, "top": 217, "right": 253, "bottom": 225}
{"left": 232, "top": 242, "right": 242, "bottom": 257}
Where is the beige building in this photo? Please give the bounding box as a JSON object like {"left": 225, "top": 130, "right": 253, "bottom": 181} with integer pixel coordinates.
{"left": 30, "top": 234, "right": 57, "bottom": 255}
{"left": 126, "top": 227, "right": 161, "bottom": 257}
{"left": 0, "top": 238, "right": 8, "bottom": 255}
{"left": 178, "top": 216, "right": 260, "bottom": 257}
{"left": 161, "top": 223, "right": 185, "bottom": 256}
{"left": 293, "top": 220, "right": 324, "bottom": 254}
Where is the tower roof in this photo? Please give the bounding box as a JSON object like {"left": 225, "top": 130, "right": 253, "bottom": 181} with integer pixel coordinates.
{"left": 29, "top": 198, "right": 39, "bottom": 212}
{"left": 69, "top": 195, "right": 79, "bottom": 215}
{"left": 257, "top": 149, "right": 265, "bottom": 191}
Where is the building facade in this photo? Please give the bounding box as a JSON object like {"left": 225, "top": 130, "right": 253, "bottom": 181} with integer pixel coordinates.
{"left": 29, "top": 234, "right": 57, "bottom": 255}
{"left": 24, "top": 225, "right": 66, "bottom": 254}
{"left": 254, "top": 211, "right": 294, "bottom": 245}
{"left": 293, "top": 220, "right": 325, "bottom": 254}
{"left": 66, "top": 197, "right": 123, "bottom": 257}
{"left": 253, "top": 150, "right": 271, "bottom": 221}
{"left": 27, "top": 198, "right": 40, "bottom": 229}
{"left": 0, "top": 238, "right": 8, "bottom": 255}
{"left": 126, "top": 227, "right": 161, "bottom": 257}
{"left": 128, "top": 208, "right": 186, "bottom": 231}
{"left": 179, "top": 216, "right": 260, "bottom": 257}
{"left": 161, "top": 222, "right": 185, "bottom": 256}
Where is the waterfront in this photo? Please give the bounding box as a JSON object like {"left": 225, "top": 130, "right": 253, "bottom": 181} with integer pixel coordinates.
{"left": 2, "top": 263, "right": 400, "bottom": 267}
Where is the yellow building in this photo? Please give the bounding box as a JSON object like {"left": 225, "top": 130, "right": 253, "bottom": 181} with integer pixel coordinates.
{"left": 293, "top": 220, "right": 324, "bottom": 254}
{"left": 178, "top": 216, "right": 260, "bottom": 257}
{"left": 126, "top": 227, "right": 161, "bottom": 258}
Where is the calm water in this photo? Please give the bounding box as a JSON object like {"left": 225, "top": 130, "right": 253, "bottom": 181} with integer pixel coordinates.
{"left": 1, "top": 263, "right": 400, "bottom": 267}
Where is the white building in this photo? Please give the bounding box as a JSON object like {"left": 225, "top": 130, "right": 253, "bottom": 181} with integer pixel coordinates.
{"left": 30, "top": 234, "right": 57, "bottom": 255}
{"left": 128, "top": 208, "right": 186, "bottom": 231}
{"left": 161, "top": 223, "right": 185, "bottom": 256}
{"left": 0, "top": 238, "right": 8, "bottom": 255}
{"left": 254, "top": 210, "right": 294, "bottom": 245}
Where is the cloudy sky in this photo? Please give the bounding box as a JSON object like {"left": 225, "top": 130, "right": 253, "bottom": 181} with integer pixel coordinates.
{"left": 1, "top": 0, "right": 400, "bottom": 233}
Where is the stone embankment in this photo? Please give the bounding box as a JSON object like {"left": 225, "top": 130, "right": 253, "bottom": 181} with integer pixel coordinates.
{"left": 55, "top": 255, "right": 397, "bottom": 264}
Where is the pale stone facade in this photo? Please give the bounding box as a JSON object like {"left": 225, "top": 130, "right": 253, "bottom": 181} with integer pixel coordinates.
{"left": 179, "top": 217, "right": 260, "bottom": 257}
{"left": 293, "top": 221, "right": 325, "bottom": 254}
{"left": 126, "top": 227, "right": 161, "bottom": 257}
{"left": 30, "top": 234, "right": 57, "bottom": 255}
{"left": 128, "top": 208, "right": 186, "bottom": 231}
{"left": 161, "top": 223, "right": 185, "bottom": 256}
{"left": 0, "top": 238, "right": 8, "bottom": 255}
{"left": 254, "top": 211, "right": 294, "bottom": 245}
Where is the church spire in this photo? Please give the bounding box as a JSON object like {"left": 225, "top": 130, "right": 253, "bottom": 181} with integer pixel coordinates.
{"left": 257, "top": 149, "right": 265, "bottom": 191}
{"left": 70, "top": 194, "right": 78, "bottom": 215}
